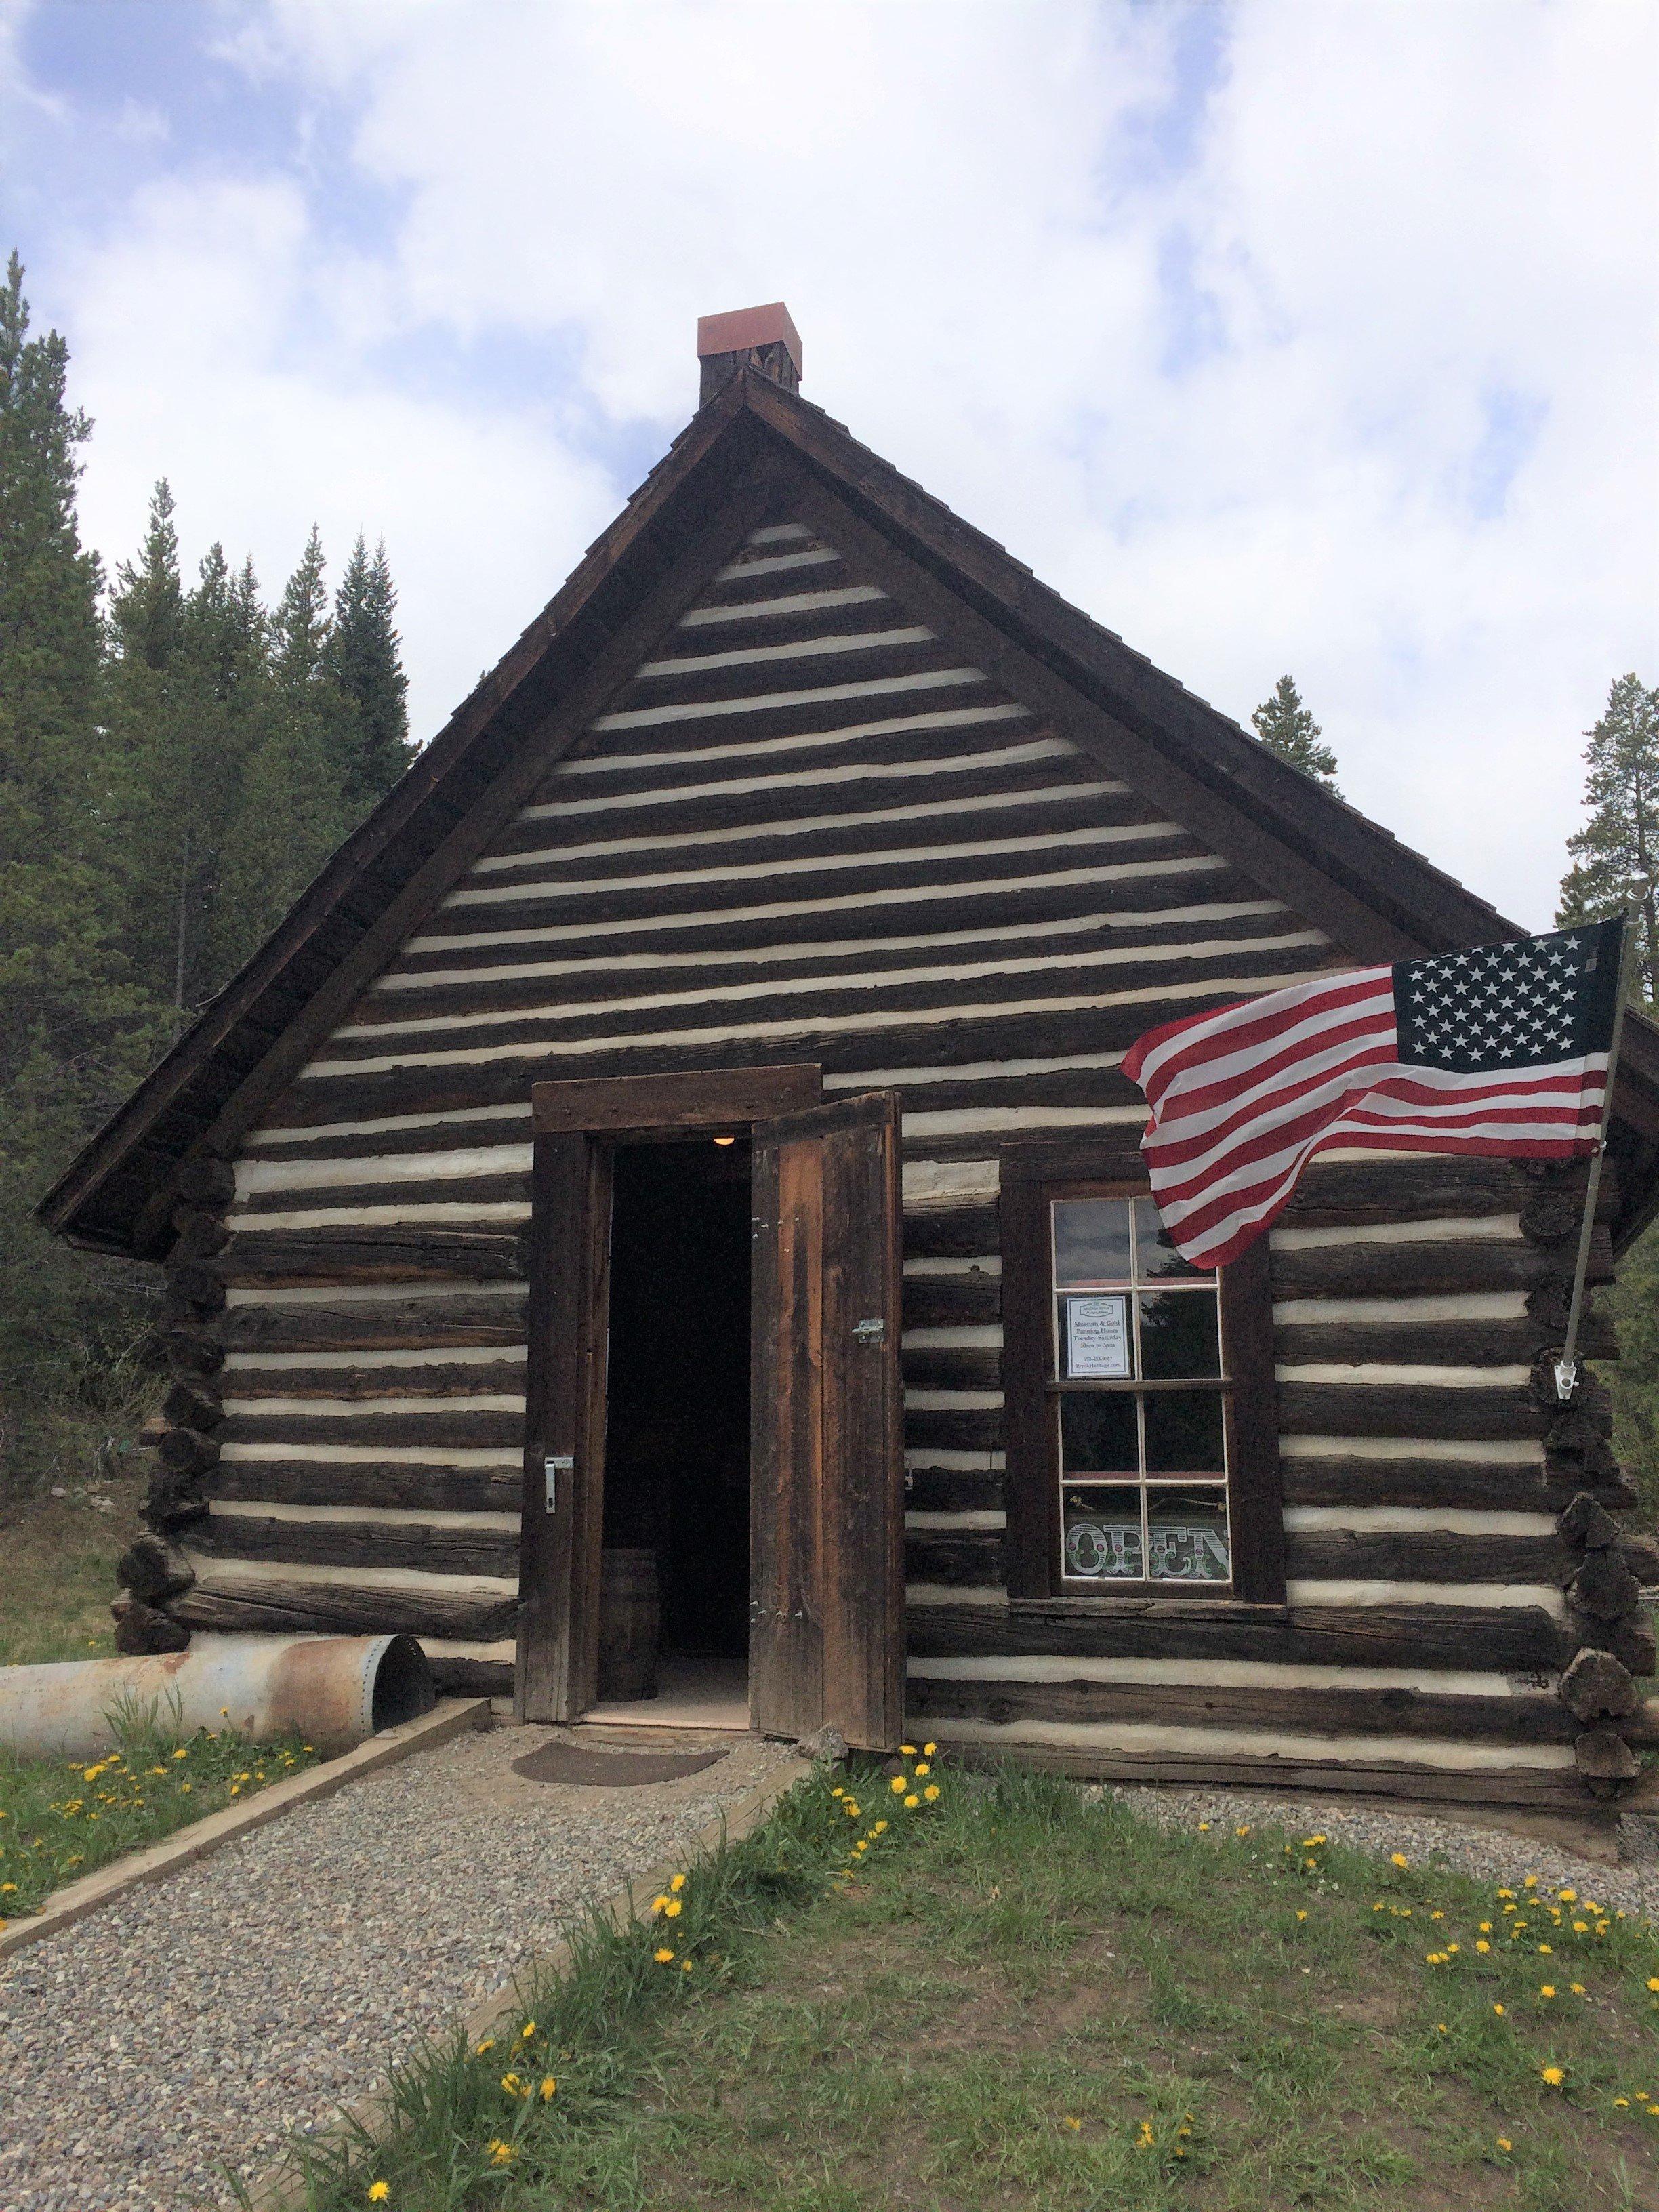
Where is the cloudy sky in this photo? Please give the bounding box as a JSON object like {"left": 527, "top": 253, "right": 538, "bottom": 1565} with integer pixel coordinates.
{"left": 3, "top": 0, "right": 1655, "bottom": 929}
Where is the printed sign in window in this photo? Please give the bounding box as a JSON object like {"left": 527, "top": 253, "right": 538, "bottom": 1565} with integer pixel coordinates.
{"left": 1065, "top": 1293, "right": 1131, "bottom": 1379}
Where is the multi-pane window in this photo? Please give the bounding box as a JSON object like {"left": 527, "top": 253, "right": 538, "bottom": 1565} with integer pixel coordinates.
{"left": 1050, "top": 1193, "right": 1231, "bottom": 1589}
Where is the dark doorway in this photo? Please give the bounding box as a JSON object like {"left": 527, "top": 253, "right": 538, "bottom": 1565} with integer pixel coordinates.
{"left": 602, "top": 1139, "right": 752, "bottom": 1666}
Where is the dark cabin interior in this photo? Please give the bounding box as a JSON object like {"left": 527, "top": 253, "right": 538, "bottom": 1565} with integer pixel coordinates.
{"left": 602, "top": 1138, "right": 753, "bottom": 1665}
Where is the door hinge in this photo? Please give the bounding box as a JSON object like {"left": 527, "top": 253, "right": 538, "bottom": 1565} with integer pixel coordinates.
{"left": 852, "top": 1317, "right": 886, "bottom": 1345}
{"left": 544, "top": 1454, "right": 573, "bottom": 1514}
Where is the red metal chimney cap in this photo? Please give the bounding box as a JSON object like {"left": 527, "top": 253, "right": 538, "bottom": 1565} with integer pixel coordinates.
{"left": 695, "top": 302, "right": 802, "bottom": 376}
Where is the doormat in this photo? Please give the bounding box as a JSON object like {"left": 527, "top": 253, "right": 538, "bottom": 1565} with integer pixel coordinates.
{"left": 511, "top": 1740, "right": 726, "bottom": 1788}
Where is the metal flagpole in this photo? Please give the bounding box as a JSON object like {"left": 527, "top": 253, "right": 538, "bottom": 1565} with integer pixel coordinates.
{"left": 1554, "top": 900, "right": 1642, "bottom": 1404}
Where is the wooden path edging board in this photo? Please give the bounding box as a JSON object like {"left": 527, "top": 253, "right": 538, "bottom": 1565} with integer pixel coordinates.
{"left": 0, "top": 1697, "right": 491, "bottom": 1965}
{"left": 249, "top": 1749, "right": 815, "bottom": 2211}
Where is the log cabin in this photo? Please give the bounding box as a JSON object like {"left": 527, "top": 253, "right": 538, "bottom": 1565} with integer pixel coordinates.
{"left": 39, "top": 302, "right": 1659, "bottom": 1811}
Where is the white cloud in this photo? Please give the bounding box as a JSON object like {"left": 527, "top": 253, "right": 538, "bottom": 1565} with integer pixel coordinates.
{"left": 25, "top": 0, "right": 1659, "bottom": 928}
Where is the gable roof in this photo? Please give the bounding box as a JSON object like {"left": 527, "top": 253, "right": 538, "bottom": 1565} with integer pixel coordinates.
{"left": 40, "top": 366, "right": 1659, "bottom": 1256}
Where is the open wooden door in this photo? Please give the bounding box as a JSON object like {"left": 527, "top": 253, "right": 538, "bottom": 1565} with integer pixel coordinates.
{"left": 516, "top": 1132, "right": 612, "bottom": 1723}
{"left": 750, "top": 1091, "right": 904, "bottom": 1748}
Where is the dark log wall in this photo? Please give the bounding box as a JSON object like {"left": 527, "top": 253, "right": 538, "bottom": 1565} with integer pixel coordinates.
{"left": 130, "top": 517, "right": 1648, "bottom": 1803}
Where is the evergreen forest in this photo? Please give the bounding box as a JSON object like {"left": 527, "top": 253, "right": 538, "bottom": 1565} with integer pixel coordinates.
{"left": 1, "top": 253, "right": 413, "bottom": 1492}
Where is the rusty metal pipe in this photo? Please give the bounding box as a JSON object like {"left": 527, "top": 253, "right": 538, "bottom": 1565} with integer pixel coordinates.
{"left": 0, "top": 1634, "right": 435, "bottom": 1763}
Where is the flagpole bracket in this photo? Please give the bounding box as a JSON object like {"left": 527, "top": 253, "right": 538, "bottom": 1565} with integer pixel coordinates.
{"left": 1552, "top": 1356, "right": 1580, "bottom": 1405}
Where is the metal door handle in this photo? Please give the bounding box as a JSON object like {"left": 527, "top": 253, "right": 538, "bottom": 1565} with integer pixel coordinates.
{"left": 545, "top": 1455, "right": 573, "bottom": 1513}
{"left": 852, "top": 1317, "right": 885, "bottom": 1344}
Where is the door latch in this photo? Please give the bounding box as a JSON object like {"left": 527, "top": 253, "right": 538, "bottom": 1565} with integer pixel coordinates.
{"left": 544, "top": 1454, "right": 573, "bottom": 1514}
{"left": 852, "top": 1317, "right": 885, "bottom": 1345}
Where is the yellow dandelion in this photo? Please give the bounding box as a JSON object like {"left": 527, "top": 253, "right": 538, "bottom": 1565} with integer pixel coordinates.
{"left": 1493, "top": 2004, "right": 1506, "bottom": 2017}
{"left": 487, "top": 2139, "right": 514, "bottom": 2165}
{"left": 1197, "top": 1820, "right": 1210, "bottom": 1832}
{"left": 1296, "top": 1910, "right": 1308, "bottom": 1922}
{"left": 500, "top": 2073, "right": 522, "bottom": 2095}
{"left": 1614, "top": 2097, "right": 1630, "bottom": 2108}
{"left": 1497, "top": 2135, "right": 1512, "bottom": 2152}
{"left": 651, "top": 1894, "right": 671, "bottom": 1912}
{"left": 1524, "top": 1874, "right": 1538, "bottom": 1889}
{"left": 1477, "top": 1941, "right": 1490, "bottom": 1954}
{"left": 1572, "top": 1921, "right": 1588, "bottom": 1933}
{"left": 890, "top": 1776, "right": 907, "bottom": 1794}
{"left": 1435, "top": 2023, "right": 1448, "bottom": 2034}
{"left": 663, "top": 1898, "right": 682, "bottom": 1917}
{"left": 1647, "top": 1978, "right": 1659, "bottom": 1994}
{"left": 520, "top": 2021, "right": 535, "bottom": 2040}
{"left": 872, "top": 1818, "right": 888, "bottom": 1834}
{"left": 680, "top": 1959, "right": 693, "bottom": 1973}
{"left": 670, "top": 1872, "right": 687, "bottom": 1892}
{"left": 540, "top": 2076, "right": 556, "bottom": 2101}
{"left": 1538, "top": 1944, "right": 1552, "bottom": 1954}
{"left": 367, "top": 2186, "right": 390, "bottom": 2204}
{"left": 1570, "top": 1983, "right": 1586, "bottom": 1996}
{"left": 1063, "top": 2115, "right": 1082, "bottom": 2131}
{"left": 655, "top": 1946, "right": 675, "bottom": 1963}
{"left": 1235, "top": 1824, "right": 1250, "bottom": 1837}
{"left": 1541, "top": 2065, "right": 1564, "bottom": 2087}
{"left": 1390, "top": 1852, "right": 1408, "bottom": 1869}
{"left": 475, "top": 2038, "right": 495, "bottom": 2055}
{"left": 904, "top": 1792, "right": 920, "bottom": 1807}
{"left": 924, "top": 1784, "right": 940, "bottom": 1801}
{"left": 900, "top": 1744, "right": 916, "bottom": 1755}
{"left": 1479, "top": 1921, "right": 1492, "bottom": 1933}
{"left": 923, "top": 1742, "right": 936, "bottom": 1755}
{"left": 1540, "top": 1986, "right": 1556, "bottom": 1999}
{"left": 831, "top": 1785, "right": 844, "bottom": 1797}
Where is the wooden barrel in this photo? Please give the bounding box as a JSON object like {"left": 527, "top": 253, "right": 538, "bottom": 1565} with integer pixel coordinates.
{"left": 598, "top": 1547, "right": 660, "bottom": 1700}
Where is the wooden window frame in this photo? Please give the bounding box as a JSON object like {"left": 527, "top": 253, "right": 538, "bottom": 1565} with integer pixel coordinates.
{"left": 1000, "top": 1144, "right": 1286, "bottom": 1610}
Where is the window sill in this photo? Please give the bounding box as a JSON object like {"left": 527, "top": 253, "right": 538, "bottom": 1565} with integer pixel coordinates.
{"left": 1008, "top": 1595, "right": 1290, "bottom": 1622}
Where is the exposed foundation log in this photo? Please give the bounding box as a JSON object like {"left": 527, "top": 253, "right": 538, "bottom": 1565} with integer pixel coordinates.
{"left": 1559, "top": 1647, "right": 1639, "bottom": 1723}
{"left": 1518, "top": 1188, "right": 1586, "bottom": 1246}
{"left": 426, "top": 1652, "right": 514, "bottom": 1696}
{"left": 937, "top": 1741, "right": 1598, "bottom": 1811}
{"left": 905, "top": 1601, "right": 1568, "bottom": 1673}
{"left": 1566, "top": 1607, "right": 1656, "bottom": 1675}
{"left": 172, "top": 1572, "right": 516, "bottom": 1640}
{"left": 111, "top": 1598, "right": 190, "bottom": 1656}
{"left": 141, "top": 1468, "right": 208, "bottom": 1533}
{"left": 906, "top": 1672, "right": 1580, "bottom": 1744}
{"left": 1620, "top": 1532, "right": 1659, "bottom": 1586}
{"left": 155, "top": 1324, "right": 225, "bottom": 1377}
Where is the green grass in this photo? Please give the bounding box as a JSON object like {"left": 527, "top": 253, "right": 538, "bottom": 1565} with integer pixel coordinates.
{"left": 0, "top": 1697, "right": 321, "bottom": 1917}
{"left": 257, "top": 1757, "right": 1659, "bottom": 2211}
{"left": 0, "top": 1451, "right": 145, "bottom": 1664}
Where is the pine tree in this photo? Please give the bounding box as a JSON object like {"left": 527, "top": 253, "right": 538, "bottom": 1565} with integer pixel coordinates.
{"left": 1557, "top": 674, "right": 1659, "bottom": 1006}
{"left": 1250, "top": 675, "right": 1340, "bottom": 790}
{"left": 0, "top": 254, "right": 156, "bottom": 1488}
{"left": 213, "top": 527, "right": 352, "bottom": 972}
{"left": 329, "top": 534, "right": 412, "bottom": 804}
{"left": 107, "top": 499, "right": 270, "bottom": 1013}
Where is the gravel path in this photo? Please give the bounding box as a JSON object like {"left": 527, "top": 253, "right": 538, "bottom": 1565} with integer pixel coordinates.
{"left": 0, "top": 1723, "right": 798, "bottom": 2211}
{"left": 1109, "top": 1784, "right": 1659, "bottom": 1917}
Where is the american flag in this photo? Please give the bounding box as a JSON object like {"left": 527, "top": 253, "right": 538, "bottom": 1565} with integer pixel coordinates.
{"left": 1122, "top": 922, "right": 1624, "bottom": 1270}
